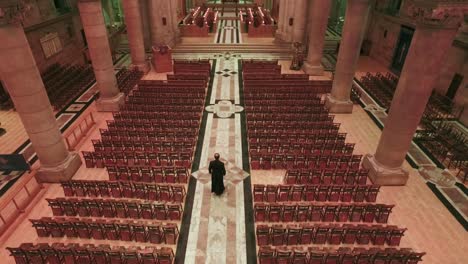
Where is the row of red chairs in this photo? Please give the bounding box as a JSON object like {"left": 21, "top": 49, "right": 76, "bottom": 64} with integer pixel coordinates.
{"left": 283, "top": 168, "right": 368, "bottom": 185}
{"left": 31, "top": 217, "right": 179, "bottom": 244}
{"left": 105, "top": 127, "right": 197, "bottom": 139}
{"left": 245, "top": 99, "right": 324, "bottom": 108}
{"left": 244, "top": 79, "right": 331, "bottom": 86}
{"left": 107, "top": 118, "right": 200, "bottom": 128}
{"left": 246, "top": 106, "right": 328, "bottom": 114}
{"left": 46, "top": 198, "right": 182, "bottom": 221}
{"left": 136, "top": 85, "right": 206, "bottom": 93}
{"left": 250, "top": 154, "right": 362, "bottom": 170}
{"left": 256, "top": 224, "right": 406, "bottom": 246}
{"left": 247, "top": 121, "right": 341, "bottom": 133}
{"left": 93, "top": 139, "right": 194, "bottom": 151}
{"left": 244, "top": 87, "right": 324, "bottom": 94}
{"left": 257, "top": 246, "right": 424, "bottom": 264}
{"left": 119, "top": 104, "right": 203, "bottom": 114}
{"left": 167, "top": 73, "right": 209, "bottom": 81}
{"left": 8, "top": 243, "right": 174, "bottom": 264}
{"left": 244, "top": 93, "right": 323, "bottom": 100}
{"left": 248, "top": 113, "right": 332, "bottom": 122}
{"left": 138, "top": 79, "right": 207, "bottom": 87}
{"left": 100, "top": 128, "right": 197, "bottom": 140}
{"left": 250, "top": 142, "right": 354, "bottom": 154}
{"left": 83, "top": 151, "right": 192, "bottom": 170}
{"left": 248, "top": 135, "right": 346, "bottom": 145}
{"left": 253, "top": 184, "right": 379, "bottom": 203}
{"left": 254, "top": 203, "right": 392, "bottom": 223}
{"left": 243, "top": 74, "right": 310, "bottom": 80}
{"left": 98, "top": 137, "right": 195, "bottom": 148}
{"left": 61, "top": 180, "right": 185, "bottom": 202}
{"left": 107, "top": 166, "right": 190, "bottom": 183}
{"left": 92, "top": 143, "right": 193, "bottom": 157}
{"left": 129, "top": 91, "right": 205, "bottom": 99}
{"left": 126, "top": 97, "right": 204, "bottom": 106}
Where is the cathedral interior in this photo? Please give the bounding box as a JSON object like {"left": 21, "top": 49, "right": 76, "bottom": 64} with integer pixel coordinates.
{"left": 0, "top": 0, "right": 467, "bottom": 263}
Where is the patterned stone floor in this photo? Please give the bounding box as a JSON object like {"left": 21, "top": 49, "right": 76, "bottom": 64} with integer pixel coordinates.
{"left": 177, "top": 58, "right": 253, "bottom": 264}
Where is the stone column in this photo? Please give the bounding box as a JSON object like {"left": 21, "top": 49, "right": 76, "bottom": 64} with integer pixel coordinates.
{"left": 140, "top": 0, "right": 152, "bottom": 51}
{"left": 0, "top": 23, "right": 81, "bottom": 183}
{"left": 169, "top": 0, "right": 181, "bottom": 45}
{"left": 149, "top": 0, "right": 176, "bottom": 47}
{"left": 363, "top": 7, "right": 463, "bottom": 185}
{"left": 291, "top": 0, "right": 307, "bottom": 43}
{"left": 302, "top": 0, "right": 332, "bottom": 75}
{"left": 284, "top": 0, "right": 295, "bottom": 42}
{"left": 275, "top": 0, "right": 286, "bottom": 41}
{"left": 325, "top": 0, "right": 370, "bottom": 113}
{"left": 78, "top": 0, "right": 124, "bottom": 112}
{"left": 122, "top": 0, "right": 150, "bottom": 73}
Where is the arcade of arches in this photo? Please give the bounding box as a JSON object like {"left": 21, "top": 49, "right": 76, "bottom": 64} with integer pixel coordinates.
{"left": 0, "top": 0, "right": 467, "bottom": 263}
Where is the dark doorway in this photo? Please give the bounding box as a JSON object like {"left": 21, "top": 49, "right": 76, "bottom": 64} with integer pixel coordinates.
{"left": 81, "top": 29, "right": 87, "bottom": 47}
{"left": 391, "top": 26, "right": 414, "bottom": 75}
{"left": 446, "top": 73, "right": 464, "bottom": 100}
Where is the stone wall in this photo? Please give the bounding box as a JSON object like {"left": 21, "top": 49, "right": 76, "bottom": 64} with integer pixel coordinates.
{"left": 367, "top": 14, "right": 402, "bottom": 68}
{"left": 21, "top": 0, "right": 85, "bottom": 73}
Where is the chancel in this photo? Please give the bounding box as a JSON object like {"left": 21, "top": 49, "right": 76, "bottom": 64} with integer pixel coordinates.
{"left": 0, "top": 0, "right": 467, "bottom": 263}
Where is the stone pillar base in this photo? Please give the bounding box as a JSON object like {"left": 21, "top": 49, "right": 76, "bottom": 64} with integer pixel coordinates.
{"left": 96, "top": 92, "right": 125, "bottom": 112}
{"left": 131, "top": 61, "right": 150, "bottom": 74}
{"left": 325, "top": 94, "right": 353, "bottom": 113}
{"left": 36, "top": 152, "right": 82, "bottom": 183}
{"left": 362, "top": 154, "right": 409, "bottom": 186}
{"left": 302, "top": 62, "right": 324, "bottom": 75}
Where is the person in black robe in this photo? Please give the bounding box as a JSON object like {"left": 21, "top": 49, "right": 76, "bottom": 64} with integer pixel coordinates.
{"left": 209, "top": 153, "right": 226, "bottom": 196}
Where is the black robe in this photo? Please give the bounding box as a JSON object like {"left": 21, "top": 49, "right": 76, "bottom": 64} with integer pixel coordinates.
{"left": 209, "top": 159, "right": 226, "bottom": 195}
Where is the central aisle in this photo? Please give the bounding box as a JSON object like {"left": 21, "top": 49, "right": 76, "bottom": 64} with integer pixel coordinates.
{"left": 176, "top": 58, "right": 256, "bottom": 264}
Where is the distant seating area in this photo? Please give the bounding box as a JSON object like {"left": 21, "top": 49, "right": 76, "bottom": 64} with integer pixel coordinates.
{"left": 243, "top": 60, "right": 424, "bottom": 263}
{"left": 116, "top": 68, "right": 144, "bottom": 95}
{"left": 240, "top": 6, "right": 276, "bottom": 37}
{"left": 360, "top": 72, "right": 459, "bottom": 120}
{"left": 181, "top": 7, "right": 218, "bottom": 37}
{"left": 41, "top": 63, "right": 95, "bottom": 110}
{"left": 8, "top": 243, "right": 174, "bottom": 263}
{"left": 415, "top": 121, "right": 468, "bottom": 173}
{"left": 360, "top": 72, "right": 467, "bottom": 175}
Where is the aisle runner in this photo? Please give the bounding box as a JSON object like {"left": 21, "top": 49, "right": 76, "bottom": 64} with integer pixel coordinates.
{"left": 176, "top": 58, "right": 255, "bottom": 263}
{"left": 215, "top": 20, "right": 242, "bottom": 44}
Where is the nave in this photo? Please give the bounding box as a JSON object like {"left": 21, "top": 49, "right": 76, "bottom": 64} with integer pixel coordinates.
{"left": 0, "top": 55, "right": 467, "bottom": 264}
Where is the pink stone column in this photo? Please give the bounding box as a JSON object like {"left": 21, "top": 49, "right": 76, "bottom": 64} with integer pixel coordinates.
{"left": 0, "top": 24, "right": 82, "bottom": 183}
{"left": 302, "top": 0, "right": 332, "bottom": 75}
{"left": 325, "top": 0, "right": 370, "bottom": 113}
{"left": 122, "top": 0, "right": 150, "bottom": 73}
{"left": 275, "top": 0, "right": 286, "bottom": 40}
{"left": 363, "top": 26, "right": 459, "bottom": 185}
{"left": 291, "top": 0, "right": 307, "bottom": 43}
{"left": 78, "top": 0, "right": 124, "bottom": 112}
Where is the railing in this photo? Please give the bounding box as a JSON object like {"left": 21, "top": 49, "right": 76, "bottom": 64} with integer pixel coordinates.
{"left": 0, "top": 170, "right": 43, "bottom": 236}
{"left": 64, "top": 106, "right": 96, "bottom": 150}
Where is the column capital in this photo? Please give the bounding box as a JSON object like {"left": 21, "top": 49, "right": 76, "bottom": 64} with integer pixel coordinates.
{"left": 404, "top": 0, "right": 468, "bottom": 29}
{"left": 0, "top": 0, "right": 32, "bottom": 27}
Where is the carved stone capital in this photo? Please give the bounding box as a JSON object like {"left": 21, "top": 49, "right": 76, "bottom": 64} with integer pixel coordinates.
{"left": 0, "top": 0, "right": 32, "bottom": 26}
{"left": 404, "top": 0, "right": 468, "bottom": 29}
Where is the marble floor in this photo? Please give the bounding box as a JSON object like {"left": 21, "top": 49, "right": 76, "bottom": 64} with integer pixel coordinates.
{"left": 179, "top": 58, "right": 252, "bottom": 264}
{"left": 214, "top": 20, "right": 243, "bottom": 44}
